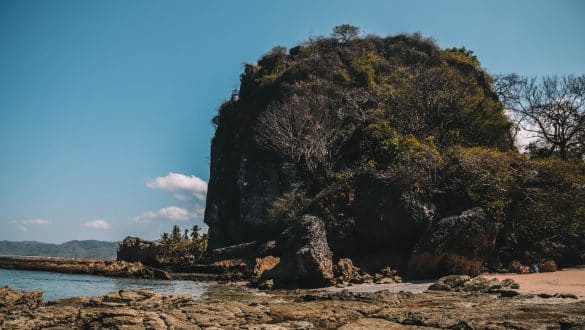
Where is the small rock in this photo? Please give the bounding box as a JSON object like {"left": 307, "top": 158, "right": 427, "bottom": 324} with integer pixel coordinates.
{"left": 538, "top": 260, "right": 558, "bottom": 272}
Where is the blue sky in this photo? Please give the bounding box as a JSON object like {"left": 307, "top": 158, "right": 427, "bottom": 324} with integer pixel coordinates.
{"left": 0, "top": 0, "right": 583, "bottom": 243}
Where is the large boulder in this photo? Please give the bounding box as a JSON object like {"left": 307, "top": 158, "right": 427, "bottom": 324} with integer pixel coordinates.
{"left": 264, "top": 215, "right": 334, "bottom": 288}
{"left": 117, "top": 237, "right": 166, "bottom": 267}
{"left": 408, "top": 208, "right": 502, "bottom": 277}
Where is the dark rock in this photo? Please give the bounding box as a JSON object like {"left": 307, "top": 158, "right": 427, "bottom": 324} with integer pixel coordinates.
{"left": 116, "top": 236, "right": 166, "bottom": 267}
{"left": 264, "top": 215, "right": 334, "bottom": 288}
{"left": 408, "top": 208, "right": 503, "bottom": 277}
{"left": 353, "top": 174, "right": 435, "bottom": 256}
{"left": 428, "top": 275, "right": 520, "bottom": 296}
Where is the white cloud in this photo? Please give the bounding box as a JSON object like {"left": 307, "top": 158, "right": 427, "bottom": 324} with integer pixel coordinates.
{"left": 146, "top": 172, "right": 208, "bottom": 201}
{"left": 134, "top": 206, "right": 204, "bottom": 223}
{"left": 12, "top": 218, "right": 52, "bottom": 231}
{"left": 83, "top": 219, "right": 111, "bottom": 230}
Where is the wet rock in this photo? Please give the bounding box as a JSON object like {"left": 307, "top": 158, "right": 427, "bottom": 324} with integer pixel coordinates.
{"left": 265, "top": 215, "right": 334, "bottom": 288}
{"left": 408, "top": 208, "right": 503, "bottom": 277}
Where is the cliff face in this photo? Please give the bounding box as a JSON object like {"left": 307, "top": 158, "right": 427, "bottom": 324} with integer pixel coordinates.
{"left": 204, "top": 33, "right": 585, "bottom": 280}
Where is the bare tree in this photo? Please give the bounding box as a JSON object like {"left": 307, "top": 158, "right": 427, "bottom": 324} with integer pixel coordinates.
{"left": 388, "top": 65, "right": 475, "bottom": 144}
{"left": 495, "top": 74, "right": 585, "bottom": 159}
{"left": 256, "top": 94, "right": 344, "bottom": 175}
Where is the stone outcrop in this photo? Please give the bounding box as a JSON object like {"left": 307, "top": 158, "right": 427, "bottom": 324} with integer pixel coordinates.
{"left": 0, "top": 256, "right": 171, "bottom": 280}
{"left": 408, "top": 208, "right": 503, "bottom": 277}
{"left": 117, "top": 236, "right": 199, "bottom": 271}
{"left": 116, "top": 236, "right": 164, "bottom": 267}
{"left": 262, "top": 215, "right": 334, "bottom": 288}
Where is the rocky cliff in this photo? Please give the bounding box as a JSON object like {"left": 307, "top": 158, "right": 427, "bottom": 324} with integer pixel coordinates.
{"left": 204, "top": 32, "right": 585, "bottom": 285}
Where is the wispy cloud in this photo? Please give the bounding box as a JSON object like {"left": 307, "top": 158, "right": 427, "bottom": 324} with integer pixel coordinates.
{"left": 146, "top": 172, "right": 207, "bottom": 201}
{"left": 83, "top": 219, "right": 111, "bottom": 230}
{"left": 134, "top": 206, "right": 204, "bottom": 223}
{"left": 12, "top": 219, "right": 52, "bottom": 231}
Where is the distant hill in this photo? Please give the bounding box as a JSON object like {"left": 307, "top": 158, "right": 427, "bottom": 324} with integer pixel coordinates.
{"left": 0, "top": 240, "right": 119, "bottom": 259}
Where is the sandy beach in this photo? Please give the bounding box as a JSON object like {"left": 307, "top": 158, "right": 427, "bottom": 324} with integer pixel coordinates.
{"left": 487, "top": 267, "right": 585, "bottom": 298}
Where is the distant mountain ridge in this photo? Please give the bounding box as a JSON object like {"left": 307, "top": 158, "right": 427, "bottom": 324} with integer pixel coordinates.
{"left": 0, "top": 240, "right": 119, "bottom": 259}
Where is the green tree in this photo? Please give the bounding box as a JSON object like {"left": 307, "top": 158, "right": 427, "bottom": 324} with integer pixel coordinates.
{"left": 331, "top": 24, "right": 359, "bottom": 43}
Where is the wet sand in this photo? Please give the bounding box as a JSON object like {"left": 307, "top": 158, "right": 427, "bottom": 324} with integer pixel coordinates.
{"left": 486, "top": 267, "right": 585, "bottom": 298}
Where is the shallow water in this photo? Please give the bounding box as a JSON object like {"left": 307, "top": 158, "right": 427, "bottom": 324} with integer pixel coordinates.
{"left": 0, "top": 269, "right": 208, "bottom": 301}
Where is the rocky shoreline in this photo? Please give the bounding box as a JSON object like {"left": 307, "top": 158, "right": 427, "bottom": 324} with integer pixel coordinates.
{"left": 1, "top": 274, "right": 585, "bottom": 329}
{"left": 0, "top": 256, "right": 171, "bottom": 280}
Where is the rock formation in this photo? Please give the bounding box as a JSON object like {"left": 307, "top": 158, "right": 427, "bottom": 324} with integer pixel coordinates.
{"left": 203, "top": 31, "right": 585, "bottom": 287}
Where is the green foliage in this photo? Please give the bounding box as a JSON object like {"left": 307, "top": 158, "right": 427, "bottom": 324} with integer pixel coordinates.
{"left": 159, "top": 225, "right": 209, "bottom": 257}
{"left": 191, "top": 234, "right": 208, "bottom": 257}
{"left": 444, "top": 47, "right": 480, "bottom": 66}
{"left": 352, "top": 51, "right": 380, "bottom": 87}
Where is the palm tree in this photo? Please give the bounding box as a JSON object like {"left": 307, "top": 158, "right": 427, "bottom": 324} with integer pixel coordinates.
{"left": 160, "top": 232, "right": 171, "bottom": 247}
{"left": 171, "top": 225, "right": 181, "bottom": 243}
{"left": 190, "top": 225, "right": 201, "bottom": 240}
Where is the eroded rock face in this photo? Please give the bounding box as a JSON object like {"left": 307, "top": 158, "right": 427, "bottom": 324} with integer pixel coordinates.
{"left": 408, "top": 208, "right": 503, "bottom": 277}
{"left": 265, "top": 215, "right": 334, "bottom": 288}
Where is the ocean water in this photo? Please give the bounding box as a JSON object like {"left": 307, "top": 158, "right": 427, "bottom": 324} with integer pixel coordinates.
{"left": 0, "top": 269, "right": 209, "bottom": 301}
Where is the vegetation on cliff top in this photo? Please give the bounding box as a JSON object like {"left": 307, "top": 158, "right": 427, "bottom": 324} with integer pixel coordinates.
{"left": 207, "top": 26, "right": 584, "bottom": 271}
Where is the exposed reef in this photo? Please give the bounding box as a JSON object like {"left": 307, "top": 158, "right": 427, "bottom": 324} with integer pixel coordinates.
{"left": 1, "top": 277, "right": 585, "bottom": 329}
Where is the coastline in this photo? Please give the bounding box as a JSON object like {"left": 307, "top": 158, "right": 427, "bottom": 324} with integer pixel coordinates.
{"left": 0, "top": 256, "right": 171, "bottom": 280}
{"left": 2, "top": 275, "right": 585, "bottom": 329}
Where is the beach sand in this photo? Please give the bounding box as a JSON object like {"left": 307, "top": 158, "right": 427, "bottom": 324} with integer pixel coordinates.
{"left": 486, "top": 267, "right": 585, "bottom": 298}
